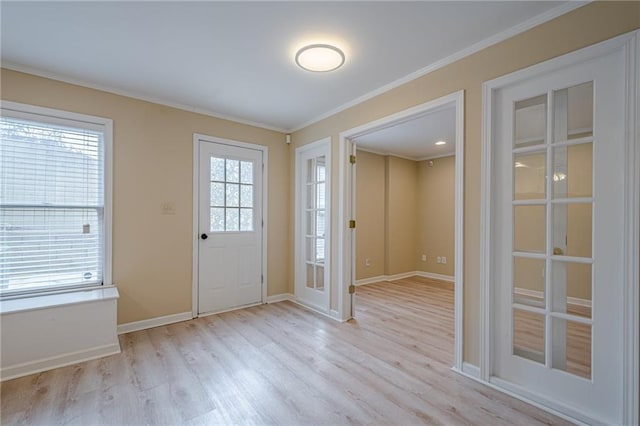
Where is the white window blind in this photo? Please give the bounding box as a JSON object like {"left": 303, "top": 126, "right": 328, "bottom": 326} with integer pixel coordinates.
{"left": 0, "top": 114, "right": 105, "bottom": 295}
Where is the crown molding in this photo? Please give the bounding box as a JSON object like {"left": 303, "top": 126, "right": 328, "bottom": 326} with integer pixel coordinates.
{"left": 289, "top": 1, "right": 589, "bottom": 133}
{"left": 1, "top": 62, "right": 288, "bottom": 134}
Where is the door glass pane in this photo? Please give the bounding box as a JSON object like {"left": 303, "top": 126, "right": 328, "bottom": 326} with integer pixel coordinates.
{"left": 240, "top": 208, "right": 253, "bottom": 231}
{"left": 305, "top": 211, "right": 314, "bottom": 236}
{"left": 514, "top": 205, "right": 546, "bottom": 253}
{"left": 306, "top": 158, "right": 314, "bottom": 183}
{"left": 316, "top": 265, "right": 324, "bottom": 290}
{"left": 240, "top": 161, "right": 253, "bottom": 184}
{"left": 210, "top": 157, "right": 225, "bottom": 181}
{"left": 552, "top": 203, "right": 591, "bottom": 258}
{"left": 306, "top": 184, "right": 315, "bottom": 209}
{"left": 514, "top": 151, "right": 546, "bottom": 200}
{"left": 553, "top": 143, "right": 592, "bottom": 198}
{"left": 211, "top": 182, "right": 224, "bottom": 207}
{"left": 210, "top": 207, "right": 224, "bottom": 232}
{"left": 551, "top": 261, "right": 592, "bottom": 318}
{"left": 315, "top": 210, "right": 325, "bottom": 237}
{"left": 305, "top": 237, "right": 315, "bottom": 262}
{"left": 316, "top": 238, "right": 325, "bottom": 262}
{"left": 306, "top": 263, "right": 314, "bottom": 289}
{"left": 553, "top": 82, "right": 593, "bottom": 142}
{"left": 513, "top": 257, "right": 545, "bottom": 308}
{"left": 513, "top": 308, "right": 545, "bottom": 364}
{"left": 551, "top": 317, "right": 591, "bottom": 379}
{"left": 514, "top": 94, "right": 547, "bottom": 148}
{"left": 240, "top": 184, "right": 253, "bottom": 207}
{"left": 316, "top": 157, "right": 326, "bottom": 181}
{"left": 225, "top": 184, "right": 239, "bottom": 207}
{"left": 316, "top": 183, "right": 326, "bottom": 209}
{"left": 225, "top": 208, "right": 239, "bottom": 231}
{"left": 226, "top": 159, "right": 239, "bottom": 183}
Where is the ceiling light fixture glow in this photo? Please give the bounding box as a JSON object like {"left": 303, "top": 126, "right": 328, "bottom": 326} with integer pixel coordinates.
{"left": 435, "top": 140, "right": 447, "bottom": 146}
{"left": 295, "top": 44, "right": 345, "bottom": 72}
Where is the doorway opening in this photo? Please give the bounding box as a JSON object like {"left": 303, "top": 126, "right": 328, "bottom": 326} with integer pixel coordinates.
{"left": 337, "top": 91, "right": 464, "bottom": 370}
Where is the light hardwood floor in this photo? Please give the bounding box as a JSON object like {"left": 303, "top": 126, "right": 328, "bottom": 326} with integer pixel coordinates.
{"left": 1, "top": 277, "right": 572, "bottom": 425}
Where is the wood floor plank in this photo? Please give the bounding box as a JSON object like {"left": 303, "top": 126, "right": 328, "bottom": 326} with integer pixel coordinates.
{"left": 1, "top": 277, "right": 574, "bottom": 425}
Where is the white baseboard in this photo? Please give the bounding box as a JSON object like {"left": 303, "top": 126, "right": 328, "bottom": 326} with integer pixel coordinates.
{"left": 117, "top": 312, "right": 193, "bottom": 335}
{"left": 513, "top": 288, "right": 591, "bottom": 308}
{"left": 1, "top": 343, "right": 121, "bottom": 382}
{"left": 415, "top": 271, "right": 455, "bottom": 283}
{"left": 356, "top": 271, "right": 454, "bottom": 286}
{"left": 461, "top": 362, "right": 480, "bottom": 378}
{"left": 266, "top": 293, "right": 294, "bottom": 303}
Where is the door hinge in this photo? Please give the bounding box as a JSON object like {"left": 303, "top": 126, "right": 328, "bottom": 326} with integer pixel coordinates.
{"left": 349, "top": 220, "right": 356, "bottom": 229}
{"left": 348, "top": 284, "right": 355, "bottom": 294}
{"left": 261, "top": 275, "right": 264, "bottom": 284}
{"left": 349, "top": 155, "right": 356, "bottom": 164}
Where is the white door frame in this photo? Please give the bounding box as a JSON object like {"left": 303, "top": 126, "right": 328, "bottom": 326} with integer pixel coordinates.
{"left": 338, "top": 90, "right": 465, "bottom": 371}
{"left": 479, "top": 30, "right": 639, "bottom": 425}
{"left": 192, "top": 133, "right": 269, "bottom": 317}
{"left": 294, "top": 137, "right": 332, "bottom": 314}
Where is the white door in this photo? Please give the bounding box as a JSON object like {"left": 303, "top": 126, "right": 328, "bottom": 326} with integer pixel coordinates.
{"left": 198, "top": 140, "right": 263, "bottom": 314}
{"left": 295, "top": 139, "right": 330, "bottom": 311}
{"left": 491, "top": 47, "right": 625, "bottom": 423}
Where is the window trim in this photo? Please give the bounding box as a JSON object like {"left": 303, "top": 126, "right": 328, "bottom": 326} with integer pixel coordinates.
{"left": 0, "top": 100, "right": 113, "bottom": 298}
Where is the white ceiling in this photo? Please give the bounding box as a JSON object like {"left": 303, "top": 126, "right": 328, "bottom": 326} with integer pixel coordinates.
{"left": 1, "top": 1, "right": 575, "bottom": 132}
{"left": 354, "top": 106, "right": 455, "bottom": 160}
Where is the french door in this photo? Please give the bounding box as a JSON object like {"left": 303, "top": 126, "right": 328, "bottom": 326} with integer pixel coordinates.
{"left": 490, "top": 44, "right": 627, "bottom": 423}
{"left": 295, "top": 138, "right": 330, "bottom": 311}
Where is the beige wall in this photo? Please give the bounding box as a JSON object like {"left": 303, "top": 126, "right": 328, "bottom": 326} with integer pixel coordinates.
{"left": 355, "top": 150, "right": 385, "bottom": 279}
{"left": 0, "top": 69, "right": 290, "bottom": 325}
{"left": 417, "top": 156, "right": 455, "bottom": 276}
{"left": 290, "top": 2, "right": 639, "bottom": 365}
{"left": 355, "top": 151, "right": 455, "bottom": 280}
{"left": 385, "top": 156, "right": 418, "bottom": 275}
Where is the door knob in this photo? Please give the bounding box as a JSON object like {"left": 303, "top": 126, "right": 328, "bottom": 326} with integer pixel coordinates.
{"left": 201, "top": 233, "right": 208, "bottom": 240}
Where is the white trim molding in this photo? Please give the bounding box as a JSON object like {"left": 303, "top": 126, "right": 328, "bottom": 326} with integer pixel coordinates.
{"left": 117, "top": 312, "right": 193, "bottom": 335}
{"left": 191, "top": 134, "right": 269, "bottom": 318}
{"left": 338, "top": 90, "right": 465, "bottom": 372}
{"left": 266, "top": 293, "right": 294, "bottom": 303}
{"left": 480, "top": 30, "right": 639, "bottom": 425}
{"left": 355, "top": 271, "right": 454, "bottom": 286}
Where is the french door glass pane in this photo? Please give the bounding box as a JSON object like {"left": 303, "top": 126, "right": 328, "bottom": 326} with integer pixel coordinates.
{"left": 514, "top": 94, "right": 547, "bottom": 148}
{"left": 553, "top": 143, "right": 592, "bottom": 198}
{"left": 553, "top": 82, "right": 593, "bottom": 142}
{"left": 553, "top": 203, "right": 592, "bottom": 258}
{"left": 552, "top": 261, "right": 592, "bottom": 319}
{"left": 513, "top": 257, "right": 545, "bottom": 307}
{"left": 514, "top": 151, "right": 546, "bottom": 200}
{"left": 513, "top": 205, "right": 546, "bottom": 253}
{"left": 513, "top": 308, "right": 546, "bottom": 364}
{"left": 316, "top": 265, "right": 324, "bottom": 290}
{"left": 551, "top": 317, "right": 591, "bottom": 379}
{"left": 306, "top": 263, "right": 314, "bottom": 288}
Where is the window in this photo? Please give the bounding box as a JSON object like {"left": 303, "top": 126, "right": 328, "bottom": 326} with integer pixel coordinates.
{"left": 0, "top": 102, "right": 112, "bottom": 297}
{"left": 209, "top": 156, "right": 254, "bottom": 232}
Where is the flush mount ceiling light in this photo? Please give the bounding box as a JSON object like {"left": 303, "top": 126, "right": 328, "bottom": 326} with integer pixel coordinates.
{"left": 295, "top": 44, "right": 345, "bottom": 72}
{"left": 435, "top": 140, "right": 447, "bottom": 146}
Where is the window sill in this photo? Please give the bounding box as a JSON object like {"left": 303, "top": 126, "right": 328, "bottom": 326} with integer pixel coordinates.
{"left": 0, "top": 285, "right": 119, "bottom": 315}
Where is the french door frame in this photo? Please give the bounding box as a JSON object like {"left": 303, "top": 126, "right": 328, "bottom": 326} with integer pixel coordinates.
{"left": 337, "top": 90, "right": 465, "bottom": 371}
{"left": 479, "top": 31, "right": 639, "bottom": 424}
{"left": 191, "top": 134, "right": 269, "bottom": 318}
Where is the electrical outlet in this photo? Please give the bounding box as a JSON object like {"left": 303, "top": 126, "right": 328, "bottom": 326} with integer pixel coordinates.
{"left": 437, "top": 256, "right": 442, "bottom": 264}
{"left": 442, "top": 256, "right": 447, "bottom": 264}
{"left": 365, "top": 258, "right": 371, "bottom": 267}
{"left": 421, "top": 254, "right": 427, "bottom": 261}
